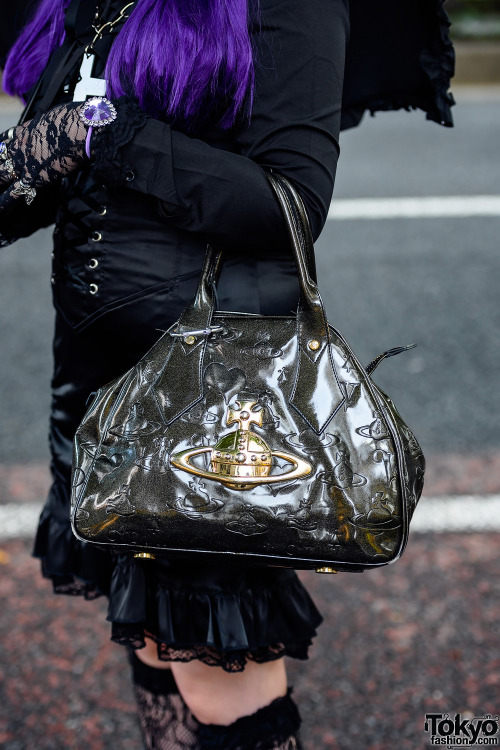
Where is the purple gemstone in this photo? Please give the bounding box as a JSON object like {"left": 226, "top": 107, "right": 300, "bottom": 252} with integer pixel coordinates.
{"left": 84, "top": 100, "right": 113, "bottom": 124}
{"left": 84, "top": 106, "right": 97, "bottom": 121}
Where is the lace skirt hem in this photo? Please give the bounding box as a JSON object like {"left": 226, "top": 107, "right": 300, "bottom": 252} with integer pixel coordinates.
{"left": 113, "top": 625, "right": 313, "bottom": 673}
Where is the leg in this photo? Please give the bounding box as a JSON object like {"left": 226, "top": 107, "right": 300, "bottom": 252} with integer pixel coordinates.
{"left": 172, "top": 658, "right": 302, "bottom": 749}
{"left": 135, "top": 640, "right": 289, "bottom": 725}
{"left": 170, "top": 658, "right": 287, "bottom": 725}
{"left": 132, "top": 645, "right": 302, "bottom": 749}
{"left": 131, "top": 643, "right": 200, "bottom": 749}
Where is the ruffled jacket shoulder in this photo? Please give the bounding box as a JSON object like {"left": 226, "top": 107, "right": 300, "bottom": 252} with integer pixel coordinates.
{"left": 342, "top": 0, "right": 455, "bottom": 129}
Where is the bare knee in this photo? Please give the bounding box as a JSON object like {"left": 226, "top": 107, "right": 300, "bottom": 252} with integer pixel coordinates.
{"left": 171, "top": 657, "right": 287, "bottom": 725}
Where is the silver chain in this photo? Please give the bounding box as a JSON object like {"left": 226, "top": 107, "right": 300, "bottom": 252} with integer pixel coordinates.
{"left": 86, "top": 1, "right": 135, "bottom": 55}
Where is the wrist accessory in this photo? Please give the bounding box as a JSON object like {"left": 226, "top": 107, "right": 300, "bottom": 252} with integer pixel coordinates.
{"left": 11, "top": 180, "right": 37, "bottom": 205}
{"left": 72, "top": 174, "right": 425, "bottom": 574}
{"left": 79, "top": 97, "right": 118, "bottom": 158}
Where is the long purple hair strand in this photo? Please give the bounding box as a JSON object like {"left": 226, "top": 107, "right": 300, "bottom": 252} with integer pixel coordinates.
{"left": 3, "top": 0, "right": 72, "bottom": 101}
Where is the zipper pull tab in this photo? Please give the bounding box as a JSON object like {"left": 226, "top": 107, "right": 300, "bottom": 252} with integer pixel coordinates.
{"left": 365, "top": 343, "right": 417, "bottom": 376}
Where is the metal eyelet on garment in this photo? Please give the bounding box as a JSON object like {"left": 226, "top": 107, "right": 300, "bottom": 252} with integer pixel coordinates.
{"left": 125, "top": 171, "right": 135, "bottom": 182}
{"left": 91, "top": 231, "right": 102, "bottom": 242}
{"left": 88, "top": 258, "right": 99, "bottom": 269}
{"left": 89, "top": 283, "right": 99, "bottom": 295}
{"left": 98, "top": 205, "right": 107, "bottom": 216}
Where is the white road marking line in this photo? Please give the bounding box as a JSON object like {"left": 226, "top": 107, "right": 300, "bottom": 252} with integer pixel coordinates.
{"left": 409, "top": 495, "right": 500, "bottom": 533}
{"left": 328, "top": 195, "right": 500, "bottom": 220}
{"left": 0, "top": 496, "right": 499, "bottom": 540}
{"left": 0, "top": 503, "right": 42, "bottom": 540}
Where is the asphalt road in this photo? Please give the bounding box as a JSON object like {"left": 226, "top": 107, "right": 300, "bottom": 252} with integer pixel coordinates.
{"left": 1, "top": 90, "right": 499, "bottom": 464}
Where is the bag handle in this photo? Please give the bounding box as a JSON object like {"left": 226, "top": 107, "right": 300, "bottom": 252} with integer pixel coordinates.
{"left": 166, "top": 173, "right": 343, "bottom": 433}
{"left": 267, "top": 173, "right": 317, "bottom": 284}
{"left": 266, "top": 173, "right": 328, "bottom": 347}
{"left": 267, "top": 175, "right": 344, "bottom": 434}
{"left": 179, "top": 174, "right": 329, "bottom": 344}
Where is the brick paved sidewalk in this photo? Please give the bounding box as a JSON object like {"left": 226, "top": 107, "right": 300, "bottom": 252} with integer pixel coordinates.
{"left": 1, "top": 532, "right": 499, "bottom": 750}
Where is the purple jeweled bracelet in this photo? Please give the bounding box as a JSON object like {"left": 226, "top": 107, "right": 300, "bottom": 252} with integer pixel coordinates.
{"left": 79, "top": 97, "right": 118, "bottom": 159}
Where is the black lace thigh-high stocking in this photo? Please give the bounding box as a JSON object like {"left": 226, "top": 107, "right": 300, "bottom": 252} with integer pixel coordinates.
{"left": 196, "top": 689, "right": 303, "bottom": 750}
{"left": 129, "top": 651, "right": 201, "bottom": 750}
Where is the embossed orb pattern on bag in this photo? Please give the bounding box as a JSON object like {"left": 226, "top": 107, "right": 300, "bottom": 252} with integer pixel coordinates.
{"left": 71, "top": 175, "right": 425, "bottom": 573}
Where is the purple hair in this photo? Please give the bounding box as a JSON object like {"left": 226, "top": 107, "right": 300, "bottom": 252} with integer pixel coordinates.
{"left": 3, "top": 0, "right": 257, "bottom": 131}
{"left": 3, "top": 0, "right": 72, "bottom": 100}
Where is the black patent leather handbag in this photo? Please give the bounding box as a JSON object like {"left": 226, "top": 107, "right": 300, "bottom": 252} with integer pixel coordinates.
{"left": 71, "top": 174, "right": 425, "bottom": 573}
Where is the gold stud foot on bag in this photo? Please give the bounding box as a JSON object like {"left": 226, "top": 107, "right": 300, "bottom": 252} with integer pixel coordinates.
{"left": 134, "top": 552, "right": 156, "bottom": 560}
{"left": 315, "top": 567, "right": 338, "bottom": 574}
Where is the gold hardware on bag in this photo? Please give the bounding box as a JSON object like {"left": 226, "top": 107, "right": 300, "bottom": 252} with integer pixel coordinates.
{"left": 134, "top": 552, "right": 156, "bottom": 560}
{"left": 308, "top": 340, "right": 320, "bottom": 351}
{"left": 315, "top": 566, "right": 338, "bottom": 574}
{"left": 171, "top": 400, "right": 312, "bottom": 490}
{"left": 184, "top": 335, "right": 196, "bottom": 345}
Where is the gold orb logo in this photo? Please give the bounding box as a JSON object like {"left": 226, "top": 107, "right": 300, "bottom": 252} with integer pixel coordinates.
{"left": 171, "top": 400, "right": 312, "bottom": 490}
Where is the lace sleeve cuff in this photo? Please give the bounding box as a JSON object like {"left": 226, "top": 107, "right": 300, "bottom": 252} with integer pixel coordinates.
{"left": 90, "top": 96, "right": 150, "bottom": 187}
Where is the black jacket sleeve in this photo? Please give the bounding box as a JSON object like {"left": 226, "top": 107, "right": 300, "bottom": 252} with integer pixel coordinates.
{"left": 93, "top": 0, "right": 349, "bottom": 254}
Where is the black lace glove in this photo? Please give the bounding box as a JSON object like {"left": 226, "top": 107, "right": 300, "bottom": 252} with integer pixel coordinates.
{"left": 0, "top": 97, "right": 151, "bottom": 220}
{"left": 0, "top": 103, "right": 87, "bottom": 212}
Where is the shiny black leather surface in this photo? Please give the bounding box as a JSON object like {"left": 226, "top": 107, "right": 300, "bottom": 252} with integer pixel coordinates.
{"left": 72, "top": 176, "right": 425, "bottom": 572}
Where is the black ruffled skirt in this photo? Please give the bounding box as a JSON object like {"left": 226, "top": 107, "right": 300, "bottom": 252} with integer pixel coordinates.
{"left": 35, "top": 483, "right": 321, "bottom": 672}
{"left": 34, "top": 214, "right": 322, "bottom": 672}
{"left": 35, "top": 487, "right": 321, "bottom": 672}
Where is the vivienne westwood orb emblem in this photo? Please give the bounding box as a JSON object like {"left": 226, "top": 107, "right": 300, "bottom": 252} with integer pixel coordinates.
{"left": 171, "top": 400, "right": 312, "bottom": 490}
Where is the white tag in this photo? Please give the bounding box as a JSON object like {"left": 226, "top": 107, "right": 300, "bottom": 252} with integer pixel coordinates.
{"left": 73, "top": 54, "right": 107, "bottom": 102}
